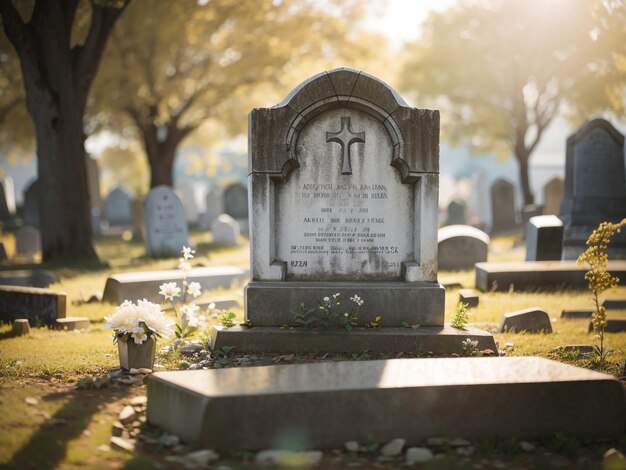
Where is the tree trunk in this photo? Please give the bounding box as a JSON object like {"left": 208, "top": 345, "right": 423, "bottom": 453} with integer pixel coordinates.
{"left": 139, "top": 123, "right": 186, "bottom": 188}
{"left": 516, "top": 150, "right": 534, "bottom": 206}
{"left": 148, "top": 145, "right": 176, "bottom": 188}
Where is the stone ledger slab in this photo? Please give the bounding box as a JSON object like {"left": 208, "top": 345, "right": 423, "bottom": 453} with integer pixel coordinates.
{"left": 0, "top": 269, "right": 57, "bottom": 288}
{"left": 102, "top": 266, "right": 249, "bottom": 304}
{"left": 147, "top": 357, "right": 625, "bottom": 452}
{"left": 475, "top": 261, "right": 626, "bottom": 292}
{"left": 246, "top": 281, "right": 444, "bottom": 327}
{"left": 211, "top": 324, "right": 495, "bottom": 354}
{"left": 0, "top": 285, "right": 66, "bottom": 325}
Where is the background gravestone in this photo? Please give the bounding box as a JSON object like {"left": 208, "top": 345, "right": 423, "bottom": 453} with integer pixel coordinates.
{"left": 438, "top": 225, "right": 489, "bottom": 270}
{"left": 23, "top": 179, "right": 40, "bottom": 227}
{"left": 144, "top": 186, "right": 189, "bottom": 257}
{"left": 105, "top": 187, "right": 133, "bottom": 227}
{"left": 223, "top": 182, "right": 248, "bottom": 234}
{"left": 445, "top": 199, "right": 467, "bottom": 226}
{"left": 15, "top": 225, "right": 41, "bottom": 254}
{"left": 468, "top": 169, "right": 490, "bottom": 230}
{"left": 211, "top": 214, "right": 240, "bottom": 246}
{"left": 199, "top": 186, "right": 224, "bottom": 229}
{"left": 526, "top": 215, "right": 563, "bottom": 261}
{"left": 175, "top": 183, "right": 199, "bottom": 224}
{"left": 490, "top": 178, "right": 517, "bottom": 233}
{"left": 560, "top": 118, "right": 626, "bottom": 260}
{"left": 0, "top": 176, "right": 16, "bottom": 221}
{"left": 244, "top": 68, "right": 443, "bottom": 328}
{"left": 542, "top": 177, "right": 564, "bottom": 216}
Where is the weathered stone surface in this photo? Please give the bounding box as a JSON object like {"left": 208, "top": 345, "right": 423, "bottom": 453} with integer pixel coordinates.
{"left": 525, "top": 215, "right": 563, "bottom": 261}
{"left": 144, "top": 186, "right": 189, "bottom": 257}
{"left": 490, "top": 178, "right": 518, "bottom": 233}
{"left": 0, "top": 269, "right": 56, "bottom": 288}
{"left": 118, "top": 405, "right": 137, "bottom": 424}
{"left": 110, "top": 436, "right": 135, "bottom": 453}
{"left": 211, "top": 214, "right": 239, "bottom": 246}
{"left": 211, "top": 325, "right": 496, "bottom": 354}
{"left": 0, "top": 285, "right": 66, "bottom": 325}
{"left": 560, "top": 118, "right": 626, "bottom": 260}
{"left": 438, "top": 225, "right": 489, "bottom": 271}
{"left": 54, "top": 317, "right": 90, "bottom": 331}
{"left": 174, "top": 183, "right": 199, "bottom": 224}
{"left": 245, "top": 281, "right": 444, "bottom": 327}
{"left": 459, "top": 289, "right": 479, "bottom": 308}
{"left": 589, "top": 319, "right": 626, "bottom": 333}
{"left": 105, "top": 188, "right": 133, "bottom": 227}
{"left": 102, "top": 266, "right": 249, "bottom": 304}
{"left": 475, "top": 261, "right": 626, "bottom": 292}
{"left": 15, "top": 225, "right": 41, "bottom": 254}
{"left": 499, "top": 308, "right": 552, "bottom": 333}
{"left": 12, "top": 318, "right": 30, "bottom": 335}
{"left": 542, "top": 177, "right": 564, "bottom": 216}
{"left": 561, "top": 309, "right": 593, "bottom": 319}
{"left": 147, "top": 357, "right": 625, "bottom": 452}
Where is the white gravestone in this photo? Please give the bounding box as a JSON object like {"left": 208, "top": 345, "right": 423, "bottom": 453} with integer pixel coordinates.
{"left": 245, "top": 68, "right": 444, "bottom": 327}
{"left": 144, "top": 186, "right": 189, "bottom": 257}
{"left": 199, "top": 186, "right": 224, "bottom": 230}
{"left": 175, "top": 183, "right": 199, "bottom": 224}
{"left": 211, "top": 213, "right": 240, "bottom": 246}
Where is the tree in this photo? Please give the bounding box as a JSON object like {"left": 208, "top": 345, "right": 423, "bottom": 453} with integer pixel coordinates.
{"left": 91, "top": 0, "right": 381, "bottom": 188}
{"left": 0, "top": 0, "right": 130, "bottom": 261}
{"left": 399, "top": 0, "right": 626, "bottom": 205}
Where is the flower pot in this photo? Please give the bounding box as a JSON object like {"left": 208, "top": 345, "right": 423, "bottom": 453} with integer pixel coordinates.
{"left": 117, "top": 336, "right": 156, "bottom": 370}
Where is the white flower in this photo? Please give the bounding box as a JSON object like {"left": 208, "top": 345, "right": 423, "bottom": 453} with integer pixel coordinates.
{"left": 132, "top": 331, "right": 148, "bottom": 344}
{"left": 333, "top": 293, "right": 340, "bottom": 299}
{"left": 181, "top": 246, "right": 195, "bottom": 260}
{"left": 159, "top": 282, "right": 181, "bottom": 301}
{"left": 208, "top": 302, "right": 216, "bottom": 311}
{"left": 323, "top": 297, "right": 330, "bottom": 302}
{"left": 187, "top": 282, "right": 202, "bottom": 298}
{"left": 178, "top": 258, "right": 191, "bottom": 272}
{"left": 350, "top": 295, "right": 364, "bottom": 306}
{"left": 104, "top": 300, "right": 139, "bottom": 334}
{"left": 181, "top": 304, "right": 199, "bottom": 317}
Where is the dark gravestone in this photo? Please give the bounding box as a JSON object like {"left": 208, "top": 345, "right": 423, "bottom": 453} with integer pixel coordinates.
{"left": 438, "top": 225, "right": 489, "bottom": 270}
{"left": 561, "top": 309, "right": 593, "bottom": 319}
{"left": 445, "top": 200, "right": 467, "bottom": 225}
{"left": 499, "top": 308, "right": 552, "bottom": 333}
{"left": 223, "top": 183, "right": 248, "bottom": 219}
{"left": 0, "top": 285, "right": 66, "bottom": 326}
{"left": 459, "top": 289, "right": 479, "bottom": 308}
{"left": 603, "top": 299, "right": 626, "bottom": 310}
{"left": 525, "top": 215, "right": 563, "bottom": 261}
{"left": 543, "top": 177, "right": 564, "bottom": 216}
{"left": 490, "top": 178, "right": 517, "bottom": 233}
{"left": 23, "top": 179, "right": 40, "bottom": 227}
{"left": 589, "top": 319, "right": 626, "bottom": 333}
{"left": 560, "top": 119, "right": 626, "bottom": 260}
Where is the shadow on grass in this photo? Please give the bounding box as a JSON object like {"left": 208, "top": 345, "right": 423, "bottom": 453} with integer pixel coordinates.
{"left": 6, "top": 385, "right": 132, "bottom": 470}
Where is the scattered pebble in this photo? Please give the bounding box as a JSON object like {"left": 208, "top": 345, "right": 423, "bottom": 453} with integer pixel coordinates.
{"left": 255, "top": 449, "right": 322, "bottom": 466}
{"left": 118, "top": 405, "right": 137, "bottom": 424}
{"left": 344, "top": 441, "right": 360, "bottom": 452}
{"left": 110, "top": 436, "right": 135, "bottom": 453}
{"left": 111, "top": 422, "right": 124, "bottom": 437}
{"left": 380, "top": 438, "right": 405, "bottom": 456}
{"left": 456, "top": 446, "right": 475, "bottom": 457}
{"left": 130, "top": 396, "right": 147, "bottom": 406}
{"left": 405, "top": 447, "right": 434, "bottom": 464}
{"left": 25, "top": 397, "right": 39, "bottom": 406}
{"left": 182, "top": 449, "right": 220, "bottom": 465}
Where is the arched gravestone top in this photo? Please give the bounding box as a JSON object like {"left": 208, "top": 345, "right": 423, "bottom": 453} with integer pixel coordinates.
{"left": 223, "top": 183, "right": 248, "bottom": 219}
{"left": 144, "top": 185, "right": 189, "bottom": 257}
{"left": 105, "top": 187, "right": 133, "bottom": 225}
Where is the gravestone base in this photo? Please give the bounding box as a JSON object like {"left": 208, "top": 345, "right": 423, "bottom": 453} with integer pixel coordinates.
{"left": 210, "top": 324, "right": 495, "bottom": 355}
{"left": 245, "top": 281, "right": 445, "bottom": 327}
{"left": 147, "top": 357, "right": 625, "bottom": 452}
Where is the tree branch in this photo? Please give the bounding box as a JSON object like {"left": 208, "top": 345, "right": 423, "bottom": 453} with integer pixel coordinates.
{"left": 0, "top": 0, "right": 28, "bottom": 53}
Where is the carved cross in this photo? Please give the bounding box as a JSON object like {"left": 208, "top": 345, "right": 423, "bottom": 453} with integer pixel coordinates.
{"left": 326, "top": 117, "right": 365, "bottom": 175}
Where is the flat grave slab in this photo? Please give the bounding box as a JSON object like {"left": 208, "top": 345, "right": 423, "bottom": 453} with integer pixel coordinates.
{"left": 561, "top": 309, "right": 593, "bottom": 319}
{"left": 604, "top": 298, "right": 626, "bottom": 310}
{"left": 0, "top": 269, "right": 57, "bottom": 288}
{"left": 475, "top": 261, "right": 626, "bottom": 292}
{"left": 147, "top": 357, "right": 625, "bottom": 452}
{"left": 102, "top": 266, "right": 249, "bottom": 304}
{"left": 211, "top": 324, "right": 496, "bottom": 354}
{"left": 0, "top": 285, "right": 66, "bottom": 325}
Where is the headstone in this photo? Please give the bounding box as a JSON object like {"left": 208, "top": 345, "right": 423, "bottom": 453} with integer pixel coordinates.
{"left": 211, "top": 214, "right": 239, "bottom": 246}
{"left": 105, "top": 187, "right": 133, "bottom": 226}
{"left": 525, "top": 215, "right": 563, "bottom": 261}
{"left": 199, "top": 186, "right": 224, "bottom": 229}
{"left": 589, "top": 319, "right": 626, "bottom": 333}
{"left": 0, "top": 176, "right": 16, "bottom": 220}
{"left": 542, "top": 177, "right": 564, "bottom": 216}
{"left": 490, "top": 178, "right": 517, "bottom": 233}
{"left": 438, "top": 225, "right": 489, "bottom": 270}
{"left": 475, "top": 260, "right": 626, "bottom": 292}
{"left": 15, "top": 225, "right": 41, "bottom": 254}
{"left": 0, "top": 285, "right": 66, "bottom": 326}
{"left": 459, "top": 289, "right": 479, "bottom": 308}
{"left": 132, "top": 198, "right": 145, "bottom": 239}
{"left": 468, "top": 169, "right": 490, "bottom": 230}
{"left": 102, "top": 266, "right": 249, "bottom": 304}
{"left": 561, "top": 309, "right": 592, "bottom": 319}
{"left": 560, "top": 118, "right": 626, "bottom": 260}
{"left": 23, "top": 179, "right": 40, "bottom": 227}
{"left": 147, "top": 357, "right": 625, "bottom": 452}
{"left": 54, "top": 316, "right": 90, "bottom": 330}
{"left": 445, "top": 199, "right": 467, "bottom": 225}
{"left": 499, "top": 308, "right": 552, "bottom": 333}
{"left": 12, "top": 319, "right": 30, "bottom": 336}
{"left": 175, "top": 184, "right": 199, "bottom": 224}
{"left": 223, "top": 182, "right": 248, "bottom": 219}
{"left": 144, "top": 185, "right": 189, "bottom": 257}
{"left": 241, "top": 68, "right": 444, "bottom": 333}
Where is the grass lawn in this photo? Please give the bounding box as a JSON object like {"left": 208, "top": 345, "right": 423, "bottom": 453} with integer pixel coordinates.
{"left": 0, "top": 230, "right": 625, "bottom": 468}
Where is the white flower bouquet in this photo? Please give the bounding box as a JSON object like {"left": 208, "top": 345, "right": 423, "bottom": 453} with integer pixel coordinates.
{"left": 104, "top": 298, "right": 175, "bottom": 345}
